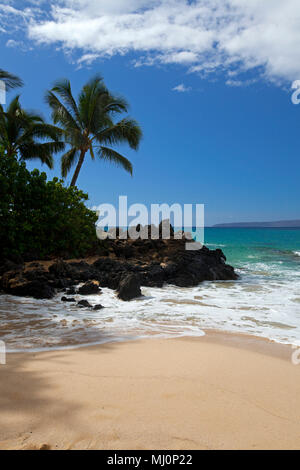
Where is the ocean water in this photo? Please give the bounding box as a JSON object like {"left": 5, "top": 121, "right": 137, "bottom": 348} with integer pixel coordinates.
{"left": 1, "top": 228, "right": 300, "bottom": 351}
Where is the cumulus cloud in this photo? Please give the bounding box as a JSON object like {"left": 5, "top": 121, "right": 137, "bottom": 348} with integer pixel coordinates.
{"left": 2, "top": 0, "right": 300, "bottom": 85}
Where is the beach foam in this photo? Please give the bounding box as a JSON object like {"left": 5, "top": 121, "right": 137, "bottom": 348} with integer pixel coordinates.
{"left": 1, "top": 263, "right": 300, "bottom": 351}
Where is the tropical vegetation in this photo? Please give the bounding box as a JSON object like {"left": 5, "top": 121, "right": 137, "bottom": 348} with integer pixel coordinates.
{"left": 0, "top": 69, "right": 142, "bottom": 260}
{"left": 0, "top": 96, "right": 64, "bottom": 168}
{"left": 0, "top": 151, "right": 98, "bottom": 260}
{"left": 46, "top": 75, "right": 142, "bottom": 186}
{"left": 0, "top": 68, "right": 23, "bottom": 90}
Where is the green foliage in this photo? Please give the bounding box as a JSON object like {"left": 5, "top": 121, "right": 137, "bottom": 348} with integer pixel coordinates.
{"left": 0, "top": 69, "right": 23, "bottom": 90}
{"left": 0, "top": 151, "right": 98, "bottom": 260}
{"left": 0, "top": 96, "right": 65, "bottom": 168}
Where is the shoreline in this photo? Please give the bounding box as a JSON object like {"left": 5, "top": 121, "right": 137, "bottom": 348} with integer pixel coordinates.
{"left": 4, "top": 327, "right": 296, "bottom": 355}
{"left": 1, "top": 332, "right": 300, "bottom": 450}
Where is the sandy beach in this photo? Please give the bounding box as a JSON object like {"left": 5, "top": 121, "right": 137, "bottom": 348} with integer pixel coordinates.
{"left": 1, "top": 332, "right": 300, "bottom": 450}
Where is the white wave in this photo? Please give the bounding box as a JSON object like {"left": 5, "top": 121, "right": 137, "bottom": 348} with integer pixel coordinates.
{"left": 205, "top": 243, "right": 226, "bottom": 247}
{"left": 294, "top": 251, "right": 300, "bottom": 257}
{"left": 1, "top": 267, "right": 300, "bottom": 351}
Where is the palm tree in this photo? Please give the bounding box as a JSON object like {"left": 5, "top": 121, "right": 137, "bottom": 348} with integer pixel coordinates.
{"left": 0, "top": 69, "right": 23, "bottom": 90}
{"left": 0, "top": 96, "right": 65, "bottom": 168}
{"left": 45, "top": 75, "right": 142, "bottom": 187}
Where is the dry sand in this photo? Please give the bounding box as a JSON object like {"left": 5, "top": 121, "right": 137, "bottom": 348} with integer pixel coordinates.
{"left": 1, "top": 332, "right": 300, "bottom": 450}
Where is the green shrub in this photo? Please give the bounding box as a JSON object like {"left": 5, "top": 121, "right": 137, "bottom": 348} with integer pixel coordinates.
{"left": 0, "top": 151, "right": 98, "bottom": 260}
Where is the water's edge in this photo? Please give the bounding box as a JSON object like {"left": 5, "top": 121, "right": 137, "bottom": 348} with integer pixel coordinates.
{"left": 1, "top": 228, "right": 299, "bottom": 351}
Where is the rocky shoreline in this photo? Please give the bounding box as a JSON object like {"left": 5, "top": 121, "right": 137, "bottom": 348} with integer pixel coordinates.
{"left": 0, "top": 225, "right": 238, "bottom": 303}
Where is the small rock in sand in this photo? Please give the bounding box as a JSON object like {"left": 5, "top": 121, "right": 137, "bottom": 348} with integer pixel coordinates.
{"left": 61, "top": 296, "right": 76, "bottom": 302}
{"left": 93, "top": 304, "right": 104, "bottom": 311}
{"left": 77, "top": 300, "right": 92, "bottom": 308}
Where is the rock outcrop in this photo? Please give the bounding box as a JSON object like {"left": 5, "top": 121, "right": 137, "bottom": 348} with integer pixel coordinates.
{"left": 78, "top": 281, "right": 101, "bottom": 295}
{"left": 117, "top": 274, "right": 142, "bottom": 301}
{"left": 0, "top": 223, "right": 238, "bottom": 300}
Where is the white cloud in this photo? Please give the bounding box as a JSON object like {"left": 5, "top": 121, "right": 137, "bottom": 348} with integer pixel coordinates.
{"left": 2, "top": 0, "right": 300, "bottom": 85}
{"left": 6, "top": 38, "right": 32, "bottom": 51}
{"left": 226, "top": 78, "right": 257, "bottom": 87}
{"left": 77, "top": 53, "right": 101, "bottom": 66}
{"left": 172, "top": 83, "right": 191, "bottom": 93}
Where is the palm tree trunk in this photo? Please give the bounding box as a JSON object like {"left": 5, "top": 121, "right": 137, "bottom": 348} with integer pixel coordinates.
{"left": 70, "top": 149, "right": 86, "bottom": 187}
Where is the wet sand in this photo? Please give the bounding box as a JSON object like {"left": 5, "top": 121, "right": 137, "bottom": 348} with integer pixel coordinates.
{"left": 0, "top": 332, "right": 300, "bottom": 450}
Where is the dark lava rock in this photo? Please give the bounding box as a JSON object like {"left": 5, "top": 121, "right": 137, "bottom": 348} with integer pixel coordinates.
{"left": 159, "top": 219, "right": 174, "bottom": 238}
{"left": 28, "top": 262, "right": 43, "bottom": 269}
{"left": 48, "top": 260, "right": 101, "bottom": 287}
{"left": 24, "top": 267, "right": 49, "bottom": 282}
{"left": 0, "top": 263, "right": 55, "bottom": 299}
{"left": 0, "top": 259, "right": 24, "bottom": 276}
{"left": 78, "top": 281, "right": 101, "bottom": 295}
{"left": 2, "top": 274, "right": 55, "bottom": 299}
{"left": 52, "top": 278, "right": 74, "bottom": 289}
{"left": 68, "top": 261, "right": 100, "bottom": 282}
{"left": 77, "top": 300, "right": 92, "bottom": 308}
{"left": 117, "top": 274, "right": 142, "bottom": 301}
{"left": 93, "top": 304, "right": 104, "bottom": 311}
{"left": 0, "top": 223, "right": 238, "bottom": 300}
{"left": 49, "top": 259, "right": 73, "bottom": 278}
{"left": 61, "top": 297, "right": 76, "bottom": 302}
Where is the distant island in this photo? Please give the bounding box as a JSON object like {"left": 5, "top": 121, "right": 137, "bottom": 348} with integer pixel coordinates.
{"left": 213, "top": 220, "right": 300, "bottom": 228}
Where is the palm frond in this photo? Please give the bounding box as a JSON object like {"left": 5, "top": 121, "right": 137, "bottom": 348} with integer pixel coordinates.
{"left": 19, "top": 143, "right": 59, "bottom": 169}
{"left": 0, "top": 69, "right": 23, "bottom": 90}
{"left": 1, "top": 95, "right": 65, "bottom": 166}
{"left": 19, "top": 123, "right": 65, "bottom": 145}
{"left": 6, "top": 95, "right": 21, "bottom": 114}
{"left": 61, "top": 148, "right": 79, "bottom": 178}
{"left": 51, "top": 79, "right": 81, "bottom": 125}
{"left": 45, "top": 90, "right": 81, "bottom": 131}
{"left": 94, "top": 118, "right": 142, "bottom": 150}
{"left": 103, "top": 95, "right": 129, "bottom": 115}
{"left": 78, "top": 74, "right": 107, "bottom": 130}
{"left": 99, "top": 146, "right": 133, "bottom": 175}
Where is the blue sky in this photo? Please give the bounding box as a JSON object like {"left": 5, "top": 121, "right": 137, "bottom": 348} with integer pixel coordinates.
{"left": 1, "top": 0, "right": 300, "bottom": 226}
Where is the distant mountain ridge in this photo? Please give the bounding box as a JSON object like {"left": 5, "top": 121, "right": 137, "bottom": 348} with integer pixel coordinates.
{"left": 213, "top": 220, "right": 300, "bottom": 228}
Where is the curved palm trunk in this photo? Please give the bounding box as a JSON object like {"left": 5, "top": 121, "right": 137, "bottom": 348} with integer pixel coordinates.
{"left": 70, "top": 149, "right": 86, "bottom": 187}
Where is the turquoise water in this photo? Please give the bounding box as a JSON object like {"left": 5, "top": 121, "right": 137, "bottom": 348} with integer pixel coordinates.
{"left": 196, "top": 228, "right": 300, "bottom": 344}
{"left": 205, "top": 227, "right": 300, "bottom": 274}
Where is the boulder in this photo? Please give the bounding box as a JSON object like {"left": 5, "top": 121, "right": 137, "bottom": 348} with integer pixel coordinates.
{"left": 24, "top": 267, "right": 49, "bottom": 282}
{"left": 93, "top": 304, "right": 104, "bottom": 311}
{"left": 2, "top": 273, "right": 55, "bottom": 299}
{"left": 49, "top": 259, "right": 72, "bottom": 278}
{"left": 78, "top": 281, "right": 101, "bottom": 295}
{"left": 61, "top": 297, "right": 76, "bottom": 302}
{"left": 77, "top": 300, "right": 92, "bottom": 308}
{"left": 51, "top": 278, "right": 74, "bottom": 289}
{"left": 117, "top": 274, "right": 142, "bottom": 301}
{"left": 159, "top": 219, "right": 175, "bottom": 239}
{"left": 68, "top": 261, "right": 100, "bottom": 281}
{"left": 0, "top": 260, "right": 23, "bottom": 276}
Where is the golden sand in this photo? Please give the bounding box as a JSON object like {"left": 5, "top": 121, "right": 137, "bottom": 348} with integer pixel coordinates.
{"left": 0, "top": 332, "right": 300, "bottom": 450}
